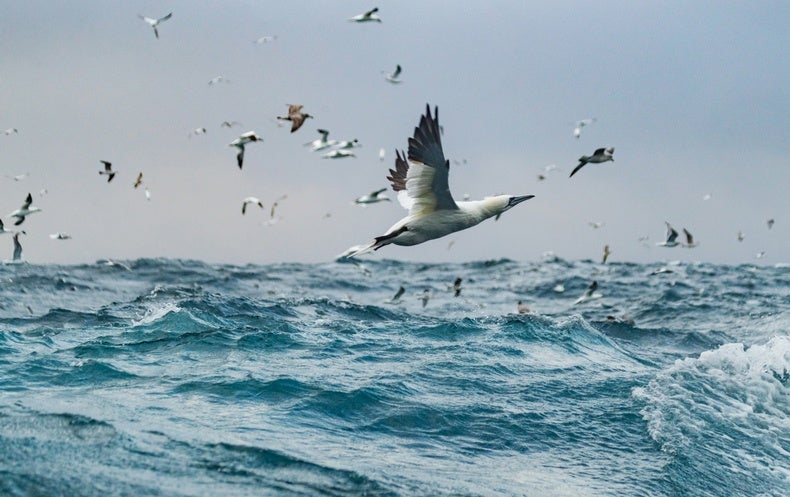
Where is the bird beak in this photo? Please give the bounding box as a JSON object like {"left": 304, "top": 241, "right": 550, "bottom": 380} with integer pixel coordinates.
{"left": 508, "top": 195, "right": 535, "bottom": 208}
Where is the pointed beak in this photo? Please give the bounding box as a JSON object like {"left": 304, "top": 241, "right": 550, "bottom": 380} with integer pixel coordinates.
{"left": 508, "top": 195, "right": 535, "bottom": 208}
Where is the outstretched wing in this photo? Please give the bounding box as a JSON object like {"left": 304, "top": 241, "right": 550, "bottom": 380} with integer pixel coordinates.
{"left": 387, "top": 150, "right": 413, "bottom": 211}
{"left": 403, "top": 105, "right": 458, "bottom": 214}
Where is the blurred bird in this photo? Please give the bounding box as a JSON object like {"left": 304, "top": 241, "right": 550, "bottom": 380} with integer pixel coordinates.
{"left": 387, "top": 286, "right": 405, "bottom": 304}
{"left": 99, "top": 160, "right": 116, "bottom": 182}
{"left": 133, "top": 172, "right": 143, "bottom": 189}
{"left": 229, "top": 131, "right": 262, "bottom": 169}
{"left": 208, "top": 76, "right": 229, "bottom": 86}
{"left": 270, "top": 195, "right": 287, "bottom": 219}
{"left": 355, "top": 188, "right": 390, "bottom": 205}
{"left": 345, "top": 105, "right": 534, "bottom": 257}
{"left": 11, "top": 231, "right": 25, "bottom": 262}
{"left": 737, "top": 230, "right": 745, "bottom": 242}
{"left": 9, "top": 193, "right": 41, "bottom": 226}
{"left": 419, "top": 289, "right": 431, "bottom": 308}
{"left": 379, "top": 148, "right": 386, "bottom": 161}
{"left": 221, "top": 121, "right": 242, "bottom": 128}
{"left": 335, "top": 139, "right": 360, "bottom": 149}
{"left": 383, "top": 64, "right": 403, "bottom": 83}
{"left": 572, "top": 118, "right": 596, "bottom": 139}
{"left": 767, "top": 218, "right": 775, "bottom": 230}
{"left": 517, "top": 300, "right": 530, "bottom": 314}
{"left": 254, "top": 35, "right": 277, "bottom": 44}
{"left": 569, "top": 147, "right": 614, "bottom": 178}
{"left": 3, "top": 128, "right": 18, "bottom": 135}
{"left": 304, "top": 129, "right": 336, "bottom": 152}
{"left": 139, "top": 12, "right": 172, "bottom": 39}
{"left": 682, "top": 228, "right": 698, "bottom": 248}
{"left": 452, "top": 277, "right": 462, "bottom": 297}
{"left": 574, "top": 280, "right": 602, "bottom": 305}
{"left": 322, "top": 149, "right": 356, "bottom": 159}
{"left": 657, "top": 222, "right": 680, "bottom": 247}
{"left": 589, "top": 221, "right": 605, "bottom": 229}
{"left": 276, "top": 104, "right": 313, "bottom": 133}
{"left": 242, "top": 197, "right": 264, "bottom": 215}
{"left": 189, "top": 127, "right": 207, "bottom": 138}
{"left": 349, "top": 7, "right": 382, "bottom": 22}
{"left": 602, "top": 244, "right": 611, "bottom": 263}
{"left": 49, "top": 232, "right": 71, "bottom": 240}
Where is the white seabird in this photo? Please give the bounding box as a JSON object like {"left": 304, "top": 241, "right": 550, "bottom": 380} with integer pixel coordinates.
{"left": 242, "top": 197, "right": 264, "bottom": 215}
{"left": 49, "top": 232, "right": 72, "bottom": 240}
{"left": 569, "top": 147, "right": 614, "bottom": 178}
{"left": 354, "top": 188, "right": 390, "bottom": 205}
{"left": 254, "top": 35, "right": 277, "bottom": 44}
{"left": 322, "top": 149, "right": 356, "bottom": 159}
{"left": 345, "top": 105, "right": 534, "bottom": 257}
{"left": 335, "top": 139, "right": 361, "bottom": 149}
{"left": 99, "top": 160, "right": 116, "bottom": 182}
{"left": 304, "top": 129, "right": 337, "bottom": 152}
{"left": 573, "top": 118, "right": 596, "bottom": 139}
{"left": 379, "top": 148, "right": 386, "bottom": 161}
{"left": 9, "top": 193, "right": 42, "bottom": 226}
{"left": 139, "top": 12, "right": 172, "bottom": 39}
{"left": 682, "top": 228, "right": 698, "bottom": 248}
{"left": 657, "top": 222, "right": 680, "bottom": 247}
{"left": 349, "top": 7, "right": 382, "bottom": 23}
{"left": 383, "top": 64, "right": 403, "bottom": 84}
{"left": 4, "top": 128, "right": 18, "bottom": 135}
{"left": 574, "top": 280, "right": 602, "bottom": 305}
{"left": 229, "top": 131, "right": 262, "bottom": 169}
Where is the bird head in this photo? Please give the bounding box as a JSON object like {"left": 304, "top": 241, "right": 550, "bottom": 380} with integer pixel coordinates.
{"left": 485, "top": 194, "right": 534, "bottom": 220}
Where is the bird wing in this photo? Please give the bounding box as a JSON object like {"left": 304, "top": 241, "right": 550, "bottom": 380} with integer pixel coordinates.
{"left": 242, "top": 202, "right": 248, "bottom": 215}
{"left": 12, "top": 234, "right": 22, "bottom": 260}
{"left": 593, "top": 148, "right": 607, "bottom": 156}
{"left": 290, "top": 116, "right": 304, "bottom": 133}
{"left": 387, "top": 150, "right": 414, "bottom": 210}
{"left": 683, "top": 228, "right": 693, "bottom": 244}
{"left": 236, "top": 146, "right": 245, "bottom": 169}
{"left": 371, "top": 188, "right": 387, "bottom": 197}
{"left": 22, "top": 193, "right": 33, "bottom": 209}
{"left": 569, "top": 162, "right": 586, "bottom": 178}
{"left": 666, "top": 223, "right": 679, "bottom": 243}
{"left": 287, "top": 104, "right": 302, "bottom": 117}
{"left": 403, "top": 105, "right": 458, "bottom": 213}
{"left": 393, "top": 65, "right": 401, "bottom": 77}
{"left": 365, "top": 7, "right": 379, "bottom": 17}
{"left": 158, "top": 12, "right": 173, "bottom": 23}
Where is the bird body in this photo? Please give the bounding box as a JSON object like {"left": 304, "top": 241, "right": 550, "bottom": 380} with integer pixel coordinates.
{"left": 346, "top": 105, "right": 533, "bottom": 257}
{"left": 276, "top": 104, "right": 312, "bottom": 133}
{"left": 229, "top": 131, "right": 262, "bottom": 169}
{"left": 305, "top": 129, "right": 337, "bottom": 152}
{"left": 322, "top": 149, "right": 356, "bottom": 159}
{"left": 99, "top": 160, "right": 116, "bottom": 182}
{"left": 242, "top": 197, "right": 264, "bottom": 215}
{"left": 384, "top": 64, "right": 402, "bottom": 83}
{"left": 134, "top": 172, "right": 143, "bottom": 188}
{"left": 139, "top": 12, "right": 172, "bottom": 39}
{"left": 569, "top": 147, "right": 614, "bottom": 178}
{"left": 355, "top": 188, "right": 390, "bottom": 204}
{"left": 9, "top": 193, "right": 41, "bottom": 226}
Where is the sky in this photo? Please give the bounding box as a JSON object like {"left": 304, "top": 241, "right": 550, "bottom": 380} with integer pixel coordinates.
{"left": 1, "top": 1, "right": 788, "bottom": 265}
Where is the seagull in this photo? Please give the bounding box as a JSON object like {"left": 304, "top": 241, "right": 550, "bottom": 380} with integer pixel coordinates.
{"left": 304, "top": 129, "right": 336, "bottom": 152}
{"left": 322, "top": 149, "right": 356, "bottom": 159}
{"left": 349, "top": 7, "right": 382, "bottom": 23}
{"left": 517, "top": 300, "right": 530, "bottom": 314}
{"left": 4, "top": 128, "right": 18, "bottom": 135}
{"left": 276, "top": 104, "right": 313, "bottom": 133}
{"left": 139, "top": 12, "right": 172, "bottom": 39}
{"left": 383, "top": 64, "right": 403, "bottom": 83}
{"left": 767, "top": 218, "right": 775, "bottom": 230}
{"left": 602, "top": 244, "right": 611, "bottom": 263}
{"left": 574, "top": 280, "right": 602, "bottom": 305}
{"left": 49, "top": 232, "right": 72, "bottom": 240}
{"left": 98, "top": 160, "right": 116, "bottom": 182}
{"left": 254, "top": 35, "right": 277, "bottom": 44}
{"left": 569, "top": 147, "right": 614, "bottom": 177}
{"left": 573, "top": 118, "right": 596, "bottom": 139}
{"left": 387, "top": 286, "right": 405, "bottom": 304}
{"left": 355, "top": 188, "right": 390, "bottom": 205}
{"left": 242, "top": 197, "right": 264, "bottom": 215}
{"left": 134, "top": 172, "right": 143, "bottom": 188}
{"left": 345, "top": 105, "right": 534, "bottom": 257}
{"left": 657, "top": 222, "right": 680, "bottom": 247}
{"left": 9, "top": 193, "right": 42, "bottom": 226}
{"left": 229, "top": 131, "right": 262, "bottom": 169}
{"left": 682, "top": 228, "right": 698, "bottom": 248}
{"left": 452, "top": 277, "right": 462, "bottom": 297}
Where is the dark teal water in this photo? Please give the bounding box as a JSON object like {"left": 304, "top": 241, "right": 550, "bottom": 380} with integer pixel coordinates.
{"left": 1, "top": 258, "right": 787, "bottom": 496}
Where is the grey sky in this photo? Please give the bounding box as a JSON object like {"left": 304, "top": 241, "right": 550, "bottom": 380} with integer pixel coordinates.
{"left": 1, "top": 1, "right": 788, "bottom": 265}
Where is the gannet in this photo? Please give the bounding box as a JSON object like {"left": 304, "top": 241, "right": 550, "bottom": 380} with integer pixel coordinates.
{"left": 304, "top": 129, "right": 336, "bottom": 152}
{"left": 335, "top": 139, "right": 360, "bottom": 149}
{"left": 242, "top": 197, "right": 264, "bottom": 215}
{"left": 229, "top": 131, "right": 262, "bottom": 169}
{"left": 134, "top": 172, "right": 143, "bottom": 188}
{"left": 349, "top": 7, "right": 382, "bottom": 23}
{"left": 49, "top": 232, "right": 71, "bottom": 240}
{"left": 139, "top": 12, "right": 172, "bottom": 39}
{"left": 383, "top": 64, "right": 402, "bottom": 84}
{"left": 572, "top": 118, "right": 596, "bottom": 139}
{"left": 322, "top": 149, "right": 355, "bottom": 159}
{"left": 569, "top": 147, "right": 614, "bottom": 178}
{"left": 346, "top": 105, "right": 534, "bottom": 257}
{"left": 602, "top": 244, "right": 611, "bottom": 263}
{"left": 682, "top": 228, "right": 698, "bottom": 248}
{"left": 99, "top": 160, "right": 116, "bottom": 182}
{"left": 657, "top": 222, "right": 679, "bottom": 247}
{"left": 354, "top": 188, "right": 390, "bottom": 205}
{"left": 276, "top": 104, "right": 313, "bottom": 133}
{"left": 9, "top": 193, "right": 42, "bottom": 226}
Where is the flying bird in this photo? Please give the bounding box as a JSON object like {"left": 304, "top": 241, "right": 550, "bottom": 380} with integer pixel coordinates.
{"left": 602, "top": 244, "right": 611, "bottom": 263}
{"left": 767, "top": 218, "right": 775, "bottom": 230}
{"left": 9, "top": 193, "right": 42, "bottom": 226}
{"left": 345, "top": 105, "right": 534, "bottom": 257}
{"left": 452, "top": 277, "right": 462, "bottom": 297}
{"left": 419, "top": 289, "right": 431, "bottom": 308}
{"left": 189, "top": 127, "right": 207, "bottom": 138}
{"left": 221, "top": 121, "right": 242, "bottom": 128}
{"left": 682, "top": 228, "right": 698, "bottom": 248}
{"left": 349, "top": 7, "right": 382, "bottom": 23}
{"left": 573, "top": 118, "right": 596, "bottom": 139}
{"left": 737, "top": 230, "right": 745, "bottom": 242}
{"left": 387, "top": 286, "right": 406, "bottom": 304}
{"left": 4, "top": 128, "right": 18, "bottom": 135}
{"left": 254, "top": 35, "right": 277, "bottom": 44}
{"left": 657, "top": 222, "right": 680, "bottom": 247}
{"left": 49, "top": 232, "right": 72, "bottom": 240}
{"left": 269, "top": 195, "right": 287, "bottom": 219}
{"left": 304, "top": 129, "right": 336, "bottom": 152}
{"left": 569, "top": 147, "right": 614, "bottom": 178}
{"left": 242, "top": 197, "right": 264, "bottom": 215}
{"left": 355, "top": 188, "right": 390, "bottom": 205}
{"left": 229, "top": 131, "right": 262, "bottom": 169}
{"left": 276, "top": 104, "right": 313, "bottom": 133}
{"left": 208, "top": 76, "right": 229, "bottom": 86}
{"left": 322, "top": 149, "right": 356, "bottom": 159}
{"left": 133, "top": 172, "right": 143, "bottom": 188}
{"left": 10, "top": 231, "right": 25, "bottom": 263}
{"left": 574, "top": 280, "right": 602, "bottom": 305}
{"left": 139, "top": 12, "right": 172, "bottom": 39}
{"left": 99, "top": 160, "right": 116, "bottom": 182}
{"left": 335, "top": 139, "right": 361, "bottom": 149}
{"left": 383, "top": 64, "right": 403, "bottom": 83}
{"left": 379, "top": 148, "right": 386, "bottom": 161}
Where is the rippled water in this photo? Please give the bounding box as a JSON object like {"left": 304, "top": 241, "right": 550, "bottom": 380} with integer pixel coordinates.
{"left": 0, "top": 258, "right": 787, "bottom": 496}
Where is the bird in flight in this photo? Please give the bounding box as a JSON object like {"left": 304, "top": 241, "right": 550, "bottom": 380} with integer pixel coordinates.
{"left": 242, "top": 197, "right": 264, "bottom": 215}
{"left": 569, "top": 147, "right": 614, "bottom": 178}
{"left": 657, "top": 222, "right": 680, "bottom": 247}
{"left": 8, "top": 193, "right": 42, "bottom": 226}
{"left": 383, "top": 64, "right": 403, "bottom": 84}
{"left": 349, "top": 7, "right": 382, "bottom": 23}
{"left": 99, "top": 160, "right": 116, "bottom": 182}
{"left": 139, "top": 12, "right": 173, "bottom": 39}
{"left": 276, "top": 104, "right": 313, "bottom": 133}
{"left": 229, "top": 131, "right": 262, "bottom": 169}
{"left": 345, "top": 105, "right": 534, "bottom": 257}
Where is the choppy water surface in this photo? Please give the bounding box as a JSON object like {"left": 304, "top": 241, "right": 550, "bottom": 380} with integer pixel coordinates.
{"left": 0, "top": 258, "right": 788, "bottom": 496}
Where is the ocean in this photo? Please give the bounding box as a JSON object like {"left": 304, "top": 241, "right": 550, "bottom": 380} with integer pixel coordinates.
{"left": 0, "top": 257, "right": 787, "bottom": 496}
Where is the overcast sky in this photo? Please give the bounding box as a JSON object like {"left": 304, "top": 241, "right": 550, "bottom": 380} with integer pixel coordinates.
{"left": 1, "top": 1, "right": 788, "bottom": 265}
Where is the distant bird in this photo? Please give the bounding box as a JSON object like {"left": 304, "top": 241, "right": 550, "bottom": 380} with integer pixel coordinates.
{"left": 387, "top": 286, "right": 405, "bottom": 304}
{"left": 139, "top": 12, "right": 172, "bottom": 39}
{"left": 569, "top": 147, "right": 614, "bottom": 178}
{"left": 588, "top": 221, "right": 605, "bottom": 229}
{"left": 322, "top": 149, "right": 356, "bottom": 159}
{"left": 3, "top": 128, "right": 18, "bottom": 135}
{"left": 452, "top": 277, "right": 462, "bottom": 297}
{"left": 270, "top": 195, "right": 287, "bottom": 219}
{"left": 221, "top": 121, "right": 242, "bottom": 128}
{"left": 335, "top": 139, "right": 360, "bottom": 149}
{"left": 383, "top": 64, "right": 403, "bottom": 83}
{"left": 349, "top": 7, "right": 382, "bottom": 23}
{"left": 737, "top": 230, "right": 745, "bottom": 242}
{"left": 5, "top": 172, "right": 29, "bottom": 181}
{"left": 756, "top": 251, "right": 766, "bottom": 259}
{"left": 144, "top": 188, "right": 151, "bottom": 201}
{"left": 355, "top": 188, "right": 390, "bottom": 205}
{"left": 703, "top": 193, "right": 713, "bottom": 201}
{"left": 379, "top": 148, "right": 387, "bottom": 162}
{"left": 9, "top": 193, "right": 42, "bottom": 226}
{"left": 657, "top": 222, "right": 680, "bottom": 247}
{"left": 602, "top": 244, "right": 611, "bottom": 263}
{"left": 517, "top": 300, "right": 530, "bottom": 314}
{"left": 419, "top": 289, "right": 431, "bottom": 308}
{"left": 767, "top": 218, "right": 775, "bottom": 230}
{"left": 99, "top": 160, "right": 116, "bottom": 182}
{"left": 305, "top": 129, "right": 336, "bottom": 152}
{"left": 572, "top": 118, "right": 596, "bottom": 139}
{"left": 537, "top": 174, "right": 546, "bottom": 181}
{"left": 276, "top": 104, "right": 313, "bottom": 133}
{"left": 208, "top": 76, "right": 229, "bottom": 85}
{"left": 229, "top": 131, "right": 262, "bottom": 169}
{"left": 133, "top": 172, "right": 143, "bottom": 189}
{"left": 574, "top": 280, "right": 602, "bottom": 305}
{"left": 10, "top": 231, "right": 25, "bottom": 262}
{"left": 49, "top": 232, "right": 71, "bottom": 240}
{"left": 682, "top": 228, "right": 698, "bottom": 248}
{"left": 189, "top": 127, "right": 207, "bottom": 138}
{"left": 241, "top": 197, "right": 264, "bottom": 215}
{"left": 345, "top": 105, "right": 534, "bottom": 257}
{"left": 254, "top": 35, "right": 277, "bottom": 44}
